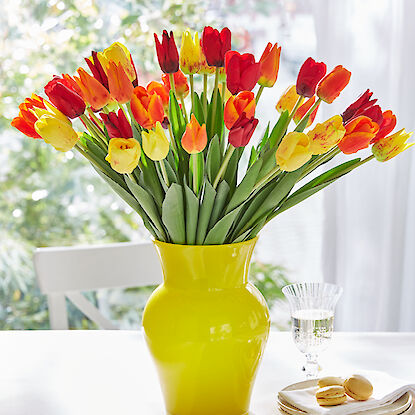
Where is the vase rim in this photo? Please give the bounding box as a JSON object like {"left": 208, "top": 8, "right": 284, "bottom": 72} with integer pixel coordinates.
{"left": 152, "top": 236, "right": 259, "bottom": 249}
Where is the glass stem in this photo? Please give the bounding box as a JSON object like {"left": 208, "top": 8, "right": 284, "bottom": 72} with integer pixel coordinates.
{"left": 304, "top": 353, "right": 319, "bottom": 379}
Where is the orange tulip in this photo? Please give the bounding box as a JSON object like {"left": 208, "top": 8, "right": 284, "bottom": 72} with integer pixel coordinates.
{"left": 106, "top": 61, "right": 134, "bottom": 104}
{"left": 371, "top": 110, "right": 397, "bottom": 143}
{"left": 224, "top": 91, "right": 256, "bottom": 129}
{"left": 258, "top": 42, "right": 281, "bottom": 87}
{"left": 147, "top": 81, "right": 169, "bottom": 110}
{"left": 337, "top": 116, "right": 379, "bottom": 154}
{"left": 73, "top": 68, "right": 111, "bottom": 110}
{"left": 181, "top": 114, "right": 207, "bottom": 154}
{"left": 11, "top": 94, "right": 46, "bottom": 139}
{"left": 162, "top": 70, "right": 189, "bottom": 99}
{"left": 317, "top": 65, "right": 351, "bottom": 104}
{"left": 293, "top": 96, "right": 320, "bottom": 127}
{"left": 130, "top": 86, "right": 164, "bottom": 130}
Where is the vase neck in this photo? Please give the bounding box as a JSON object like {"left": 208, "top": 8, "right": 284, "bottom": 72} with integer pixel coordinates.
{"left": 153, "top": 238, "right": 258, "bottom": 290}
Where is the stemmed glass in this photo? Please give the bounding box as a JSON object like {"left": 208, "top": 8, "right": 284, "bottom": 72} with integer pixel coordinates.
{"left": 282, "top": 282, "right": 343, "bottom": 379}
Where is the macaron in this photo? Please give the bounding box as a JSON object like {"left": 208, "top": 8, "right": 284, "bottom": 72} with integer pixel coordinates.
{"left": 318, "top": 376, "right": 345, "bottom": 388}
{"left": 344, "top": 374, "right": 373, "bottom": 401}
{"left": 316, "top": 385, "right": 347, "bottom": 406}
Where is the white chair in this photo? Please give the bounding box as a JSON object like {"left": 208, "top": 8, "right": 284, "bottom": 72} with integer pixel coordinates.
{"left": 34, "top": 242, "right": 162, "bottom": 330}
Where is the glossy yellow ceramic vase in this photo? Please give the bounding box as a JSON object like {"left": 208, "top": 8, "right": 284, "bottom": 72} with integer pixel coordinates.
{"left": 142, "top": 237, "right": 270, "bottom": 415}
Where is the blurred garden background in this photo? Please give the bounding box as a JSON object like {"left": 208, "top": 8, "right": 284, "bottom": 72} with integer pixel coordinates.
{"left": 0, "top": 0, "right": 318, "bottom": 329}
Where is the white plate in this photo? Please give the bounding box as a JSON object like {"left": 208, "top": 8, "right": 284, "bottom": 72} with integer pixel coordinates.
{"left": 277, "top": 379, "right": 412, "bottom": 415}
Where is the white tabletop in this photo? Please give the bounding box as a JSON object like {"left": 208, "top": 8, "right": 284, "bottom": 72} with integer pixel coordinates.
{"left": 1, "top": 331, "right": 414, "bottom": 415}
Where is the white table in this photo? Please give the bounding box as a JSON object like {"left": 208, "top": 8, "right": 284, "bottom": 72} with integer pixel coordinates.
{"left": 1, "top": 331, "right": 414, "bottom": 415}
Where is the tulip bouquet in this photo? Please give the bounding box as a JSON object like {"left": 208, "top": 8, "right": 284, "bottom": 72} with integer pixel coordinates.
{"left": 12, "top": 27, "right": 413, "bottom": 245}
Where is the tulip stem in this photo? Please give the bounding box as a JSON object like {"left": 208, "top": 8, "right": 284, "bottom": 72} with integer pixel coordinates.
{"left": 192, "top": 153, "right": 198, "bottom": 194}
{"left": 299, "top": 147, "right": 341, "bottom": 180}
{"left": 203, "top": 74, "right": 208, "bottom": 118}
{"left": 253, "top": 166, "right": 281, "bottom": 192}
{"left": 74, "top": 143, "right": 103, "bottom": 170}
{"left": 189, "top": 74, "right": 194, "bottom": 112}
{"left": 167, "top": 123, "right": 179, "bottom": 163}
{"left": 210, "top": 67, "right": 220, "bottom": 135}
{"left": 159, "top": 160, "right": 170, "bottom": 187}
{"left": 296, "top": 98, "right": 321, "bottom": 132}
{"left": 255, "top": 85, "right": 265, "bottom": 104}
{"left": 80, "top": 114, "right": 107, "bottom": 149}
{"left": 222, "top": 81, "right": 226, "bottom": 105}
{"left": 287, "top": 96, "right": 304, "bottom": 124}
{"left": 213, "top": 144, "right": 235, "bottom": 189}
{"left": 179, "top": 95, "right": 189, "bottom": 123}
{"left": 87, "top": 108, "right": 104, "bottom": 128}
{"left": 169, "top": 73, "right": 176, "bottom": 95}
{"left": 359, "top": 154, "right": 375, "bottom": 165}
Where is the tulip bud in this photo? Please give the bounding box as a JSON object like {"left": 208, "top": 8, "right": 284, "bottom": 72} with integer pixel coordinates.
{"left": 307, "top": 115, "right": 346, "bottom": 155}
{"left": 228, "top": 112, "right": 258, "bottom": 148}
{"left": 180, "top": 30, "right": 202, "bottom": 75}
{"left": 201, "top": 26, "right": 231, "bottom": 67}
{"left": 142, "top": 122, "right": 170, "bottom": 161}
{"left": 338, "top": 116, "right": 379, "bottom": 154}
{"left": 276, "top": 132, "right": 312, "bottom": 172}
{"left": 276, "top": 85, "right": 299, "bottom": 114}
{"left": 34, "top": 114, "right": 79, "bottom": 152}
{"left": 44, "top": 76, "right": 86, "bottom": 119}
{"left": 225, "top": 51, "right": 260, "bottom": 95}
{"left": 181, "top": 114, "right": 207, "bottom": 154}
{"left": 317, "top": 65, "right": 351, "bottom": 104}
{"left": 372, "top": 129, "right": 413, "bottom": 162}
{"left": 258, "top": 42, "right": 281, "bottom": 88}
{"left": 100, "top": 109, "right": 132, "bottom": 139}
{"left": 224, "top": 91, "right": 256, "bottom": 130}
{"left": 296, "top": 57, "right": 327, "bottom": 98}
{"left": 162, "top": 70, "right": 189, "bottom": 99}
{"left": 154, "top": 30, "right": 179, "bottom": 74}
{"left": 105, "top": 137, "right": 141, "bottom": 174}
{"left": 106, "top": 61, "right": 134, "bottom": 104}
{"left": 130, "top": 86, "right": 165, "bottom": 130}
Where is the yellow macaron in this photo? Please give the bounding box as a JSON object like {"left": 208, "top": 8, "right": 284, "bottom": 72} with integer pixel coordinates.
{"left": 344, "top": 374, "right": 373, "bottom": 401}
{"left": 318, "top": 376, "right": 345, "bottom": 388}
{"left": 316, "top": 385, "right": 347, "bottom": 406}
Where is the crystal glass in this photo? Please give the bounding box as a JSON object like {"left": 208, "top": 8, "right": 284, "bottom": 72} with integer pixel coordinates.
{"left": 282, "top": 282, "right": 343, "bottom": 379}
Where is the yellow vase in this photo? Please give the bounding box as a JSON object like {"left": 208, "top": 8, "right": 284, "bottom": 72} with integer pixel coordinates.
{"left": 142, "top": 237, "right": 270, "bottom": 415}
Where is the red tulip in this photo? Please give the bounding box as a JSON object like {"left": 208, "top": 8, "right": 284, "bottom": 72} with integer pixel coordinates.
{"left": 44, "top": 75, "right": 86, "bottom": 119}
{"left": 296, "top": 57, "right": 327, "bottom": 98}
{"left": 201, "top": 26, "right": 231, "bottom": 67}
{"left": 371, "top": 110, "right": 397, "bottom": 143}
{"left": 154, "top": 30, "right": 179, "bottom": 74}
{"left": 228, "top": 112, "right": 258, "bottom": 148}
{"left": 85, "top": 51, "right": 109, "bottom": 90}
{"left": 317, "top": 65, "right": 351, "bottom": 104}
{"left": 225, "top": 51, "right": 260, "bottom": 95}
{"left": 342, "top": 89, "right": 377, "bottom": 124}
{"left": 100, "top": 109, "right": 132, "bottom": 138}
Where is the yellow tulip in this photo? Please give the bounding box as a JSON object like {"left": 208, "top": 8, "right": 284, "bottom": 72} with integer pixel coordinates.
{"left": 275, "top": 85, "right": 300, "bottom": 114}
{"left": 142, "top": 122, "right": 170, "bottom": 161}
{"left": 105, "top": 137, "right": 141, "bottom": 174}
{"left": 97, "top": 42, "right": 136, "bottom": 83}
{"left": 372, "top": 129, "right": 414, "bottom": 162}
{"left": 276, "top": 132, "right": 312, "bottom": 172}
{"left": 180, "top": 30, "right": 201, "bottom": 75}
{"left": 34, "top": 114, "right": 79, "bottom": 152}
{"left": 307, "top": 115, "right": 346, "bottom": 155}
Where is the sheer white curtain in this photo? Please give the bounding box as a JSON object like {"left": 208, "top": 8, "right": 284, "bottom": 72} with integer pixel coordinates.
{"left": 312, "top": 0, "right": 415, "bottom": 331}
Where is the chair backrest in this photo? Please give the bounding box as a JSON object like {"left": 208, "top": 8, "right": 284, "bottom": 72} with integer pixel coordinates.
{"left": 34, "top": 241, "right": 162, "bottom": 330}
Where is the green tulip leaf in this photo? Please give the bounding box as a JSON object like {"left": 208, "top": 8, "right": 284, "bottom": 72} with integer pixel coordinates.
{"left": 196, "top": 181, "right": 216, "bottom": 244}
{"left": 162, "top": 183, "right": 186, "bottom": 244}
